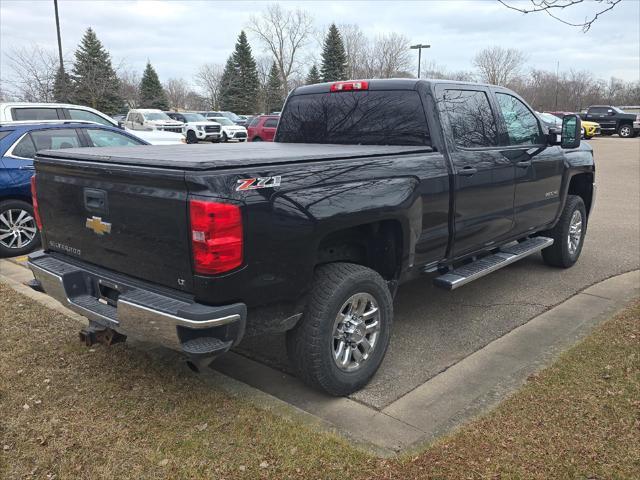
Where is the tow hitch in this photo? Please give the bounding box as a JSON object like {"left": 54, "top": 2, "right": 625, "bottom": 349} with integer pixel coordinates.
{"left": 79, "top": 322, "right": 127, "bottom": 347}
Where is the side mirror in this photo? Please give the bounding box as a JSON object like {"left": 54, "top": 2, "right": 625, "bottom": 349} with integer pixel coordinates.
{"left": 117, "top": 120, "right": 125, "bottom": 129}
{"left": 561, "top": 114, "right": 581, "bottom": 149}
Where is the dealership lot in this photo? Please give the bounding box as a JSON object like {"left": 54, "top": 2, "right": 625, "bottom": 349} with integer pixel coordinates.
{"left": 235, "top": 137, "right": 640, "bottom": 408}
{"left": 1, "top": 136, "right": 638, "bottom": 450}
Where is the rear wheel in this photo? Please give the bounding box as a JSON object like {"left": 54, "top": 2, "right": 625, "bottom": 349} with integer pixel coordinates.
{"left": 0, "top": 200, "right": 41, "bottom": 257}
{"left": 186, "top": 130, "right": 198, "bottom": 144}
{"left": 540, "top": 195, "right": 586, "bottom": 268}
{"left": 252, "top": 136, "right": 262, "bottom": 142}
{"left": 286, "top": 263, "right": 393, "bottom": 396}
{"left": 618, "top": 124, "right": 633, "bottom": 138}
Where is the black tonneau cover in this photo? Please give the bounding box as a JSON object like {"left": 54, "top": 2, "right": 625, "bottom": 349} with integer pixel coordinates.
{"left": 37, "top": 142, "right": 433, "bottom": 171}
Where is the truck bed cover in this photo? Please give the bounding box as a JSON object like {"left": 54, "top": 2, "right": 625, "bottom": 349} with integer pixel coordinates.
{"left": 36, "top": 142, "right": 433, "bottom": 170}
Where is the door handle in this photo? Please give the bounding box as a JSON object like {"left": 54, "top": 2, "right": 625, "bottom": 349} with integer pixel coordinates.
{"left": 516, "top": 160, "right": 532, "bottom": 168}
{"left": 458, "top": 166, "right": 477, "bottom": 176}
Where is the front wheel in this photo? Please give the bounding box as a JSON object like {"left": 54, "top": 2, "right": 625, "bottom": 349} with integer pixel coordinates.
{"left": 0, "top": 200, "right": 41, "bottom": 257}
{"left": 186, "top": 130, "right": 198, "bottom": 144}
{"left": 286, "top": 263, "right": 393, "bottom": 396}
{"left": 618, "top": 124, "right": 634, "bottom": 138}
{"left": 252, "top": 136, "right": 262, "bottom": 142}
{"left": 540, "top": 195, "right": 587, "bottom": 268}
{"left": 221, "top": 132, "right": 228, "bottom": 143}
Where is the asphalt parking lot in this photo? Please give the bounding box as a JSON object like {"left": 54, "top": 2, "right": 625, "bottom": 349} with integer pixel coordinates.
{"left": 236, "top": 136, "right": 640, "bottom": 409}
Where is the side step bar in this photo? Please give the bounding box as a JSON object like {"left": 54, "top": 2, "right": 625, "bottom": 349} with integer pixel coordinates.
{"left": 434, "top": 236, "right": 553, "bottom": 290}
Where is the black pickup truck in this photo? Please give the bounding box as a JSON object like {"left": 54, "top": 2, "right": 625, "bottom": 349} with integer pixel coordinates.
{"left": 28, "top": 79, "right": 595, "bottom": 395}
{"left": 579, "top": 105, "right": 640, "bottom": 138}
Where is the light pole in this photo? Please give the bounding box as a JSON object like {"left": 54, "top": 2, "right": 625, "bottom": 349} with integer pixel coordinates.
{"left": 410, "top": 43, "right": 430, "bottom": 79}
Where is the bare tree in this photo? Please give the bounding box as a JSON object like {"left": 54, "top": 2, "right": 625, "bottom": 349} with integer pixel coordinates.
{"left": 248, "top": 4, "right": 314, "bottom": 90}
{"left": 194, "top": 63, "right": 224, "bottom": 109}
{"left": 421, "top": 61, "right": 476, "bottom": 82}
{"left": 118, "top": 68, "right": 140, "bottom": 109}
{"left": 366, "top": 33, "right": 412, "bottom": 78}
{"left": 165, "top": 78, "right": 189, "bottom": 110}
{"left": 339, "top": 24, "right": 369, "bottom": 79}
{"left": 498, "top": 0, "right": 622, "bottom": 32}
{"left": 473, "top": 46, "right": 526, "bottom": 86}
{"left": 184, "top": 91, "right": 208, "bottom": 111}
{"left": 3, "top": 45, "right": 59, "bottom": 102}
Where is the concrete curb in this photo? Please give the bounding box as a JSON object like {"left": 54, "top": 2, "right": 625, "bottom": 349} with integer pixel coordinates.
{"left": 1, "top": 259, "right": 638, "bottom": 456}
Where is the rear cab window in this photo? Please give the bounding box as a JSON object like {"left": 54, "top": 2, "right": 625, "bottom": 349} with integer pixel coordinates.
{"left": 277, "top": 90, "right": 431, "bottom": 146}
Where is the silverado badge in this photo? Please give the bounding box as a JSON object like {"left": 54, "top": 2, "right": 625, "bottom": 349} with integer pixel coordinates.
{"left": 85, "top": 216, "right": 111, "bottom": 235}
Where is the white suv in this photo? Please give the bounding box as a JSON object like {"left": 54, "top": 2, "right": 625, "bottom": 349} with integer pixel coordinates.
{"left": 0, "top": 102, "right": 118, "bottom": 127}
{"left": 211, "top": 116, "right": 248, "bottom": 142}
{"left": 166, "top": 112, "right": 222, "bottom": 143}
{"left": 124, "top": 109, "right": 183, "bottom": 133}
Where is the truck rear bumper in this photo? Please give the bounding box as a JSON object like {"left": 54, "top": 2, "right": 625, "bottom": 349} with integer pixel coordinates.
{"left": 28, "top": 252, "right": 246, "bottom": 357}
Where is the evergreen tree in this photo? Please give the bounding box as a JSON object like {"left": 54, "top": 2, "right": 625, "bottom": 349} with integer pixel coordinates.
{"left": 71, "top": 27, "right": 123, "bottom": 114}
{"left": 264, "top": 63, "right": 285, "bottom": 113}
{"left": 320, "top": 24, "right": 347, "bottom": 82}
{"left": 219, "top": 31, "right": 260, "bottom": 114}
{"left": 219, "top": 55, "right": 241, "bottom": 111}
{"left": 139, "top": 61, "right": 169, "bottom": 110}
{"left": 53, "top": 65, "right": 72, "bottom": 103}
{"left": 306, "top": 64, "right": 321, "bottom": 85}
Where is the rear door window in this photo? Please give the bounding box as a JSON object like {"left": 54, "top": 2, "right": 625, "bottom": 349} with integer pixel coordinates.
{"left": 68, "top": 108, "right": 113, "bottom": 126}
{"left": 12, "top": 108, "right": 60, "bottom": 120}
{"left": 86, "top": 128, "right": 144, "bottom": 147}
{"left": 277, "top": 90, "right": 430, "bottom": 146}
{"left": 264, "top": 118, "right": 279, "bottom": 128}
{"left": 30, "top": 129, "right": 82, "bottom": 151}
{"left": 440, "top": 89, "right": 498, "bottom": 148}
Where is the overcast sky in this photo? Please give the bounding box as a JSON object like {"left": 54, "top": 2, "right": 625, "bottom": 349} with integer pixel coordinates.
{"left": 1, "top": 0, "right": 639, "bottom": 87}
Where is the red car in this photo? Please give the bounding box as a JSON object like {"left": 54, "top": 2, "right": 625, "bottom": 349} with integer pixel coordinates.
{"left": 248, "top": 115, "right": 279, "bottom": 142}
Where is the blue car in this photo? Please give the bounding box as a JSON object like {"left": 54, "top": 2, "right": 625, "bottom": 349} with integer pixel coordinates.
{"left": 0, "top": 121, "right": 148, "bottom": 257}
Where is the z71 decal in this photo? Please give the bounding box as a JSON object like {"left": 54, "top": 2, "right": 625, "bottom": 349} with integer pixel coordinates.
{"left": 236, "top": 176, "right": 282, "bottom": 191}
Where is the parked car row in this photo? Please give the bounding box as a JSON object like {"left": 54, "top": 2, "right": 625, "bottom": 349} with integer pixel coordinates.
{"left": 0, "top": 120, "right": 149, "bottom": 256}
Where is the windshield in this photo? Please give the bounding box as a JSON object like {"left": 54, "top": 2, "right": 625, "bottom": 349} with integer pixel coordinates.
{"left": 143, "top": 112, "right": 172, "bottom": 121}
{"left": 183, "top": 113, "right": 206, "bottom": 122}
{"left": 213, "top": 117, "right": 233, "bottom": 126}
{"left": 276, "top": 90, "right": 431, "bottom": 146}
{"left": 223, "top": 111, "right": 241, "bottom": 121}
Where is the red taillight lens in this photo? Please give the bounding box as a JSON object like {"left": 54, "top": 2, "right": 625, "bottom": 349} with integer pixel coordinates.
{"left": 30, "top": 175, "right": 43, "bottom": 230}
{"left": 189, "top": 199, "right": 243, "bottom": 275}
{"left": 330, "top": 81, "right": 369, "bottom": 92}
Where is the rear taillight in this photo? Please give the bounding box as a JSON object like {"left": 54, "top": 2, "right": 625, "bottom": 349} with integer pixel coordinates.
{"left": 330, "top": 81, "right": 369, "bottom": 92}
{"left": 189, "top": 199, "right": 243, "bottom": 275}
{"left": 30, "top": 175, "right": 43, "bottom": 230}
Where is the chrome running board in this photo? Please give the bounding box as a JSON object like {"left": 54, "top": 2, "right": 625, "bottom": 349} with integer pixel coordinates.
{"left": 434, "top": 237, "right": 554, "bottom": 290}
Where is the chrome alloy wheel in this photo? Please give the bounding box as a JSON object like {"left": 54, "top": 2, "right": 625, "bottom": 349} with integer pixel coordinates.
{"left": 567, "top": 210, "right": 583, "bottom": 255}
{"left": 332, "top": 293, "right": 381, "bottom": 372}
{"left": 0, "top": 208, "right": 37, "bottom": 250}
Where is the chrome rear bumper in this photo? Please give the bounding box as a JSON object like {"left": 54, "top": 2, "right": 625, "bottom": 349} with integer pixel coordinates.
{"left": 28, "top": 252, "right": 246, "bottom": 353}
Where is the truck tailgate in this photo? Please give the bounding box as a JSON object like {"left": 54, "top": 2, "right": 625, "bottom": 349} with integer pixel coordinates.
{"left": 35, "top": 155, "right": 193, "bottom": 292}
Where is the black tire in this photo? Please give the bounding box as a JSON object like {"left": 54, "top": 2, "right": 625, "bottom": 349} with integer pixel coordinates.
{"left": 186, "top": 130, "right": 198, "bottom": 144}
{"left": 286, "top": 263, "right": 393, "bottom": 396}
{"left": 222, "top": 132, "right": 228, "bottom": 142}
{"left": 584, "top": 134, "right": 593, "bottom": 140}
{"left": 617, "top": 124, "right": 634, "bottom": 138}
{"left": 0, "top": 199, "right": 41, "bottom": 258}
{"left": 539, "top": 195, "right": 586, "bottom": 268}
{"left": 252, "top": 136, "right": 262, "bottom": 142}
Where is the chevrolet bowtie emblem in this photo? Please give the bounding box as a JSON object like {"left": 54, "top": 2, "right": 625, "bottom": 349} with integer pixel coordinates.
{"left": 85, "top": 216, "right": 111, "bottom": 235}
